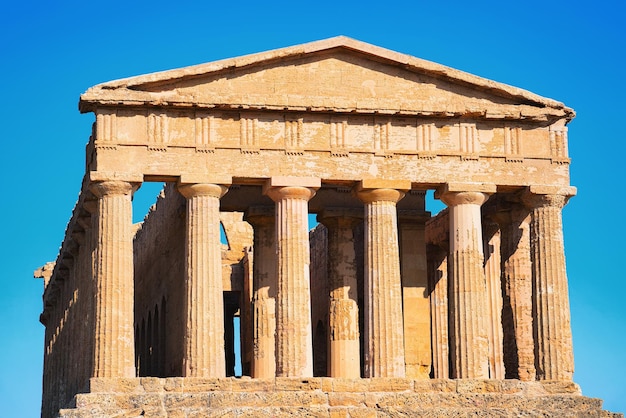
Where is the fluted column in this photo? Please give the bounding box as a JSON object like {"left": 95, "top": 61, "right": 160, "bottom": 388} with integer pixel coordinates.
{"left": 438, "top": 186, "right": 493, "bottom": 379}
{"left": 265, "top": 183, "right": 318, "bottom": 377}
{"left": 245, "top": 206, "right": 277, "bottom": 378}
{"left": 356, "top": 183, "right": 407, "bottom": 377}
{"left": 496, "top": 205, "right": 535, "bottom": 381}
{"left": 178, "top": 182, "right": 229, "bottom": 377}
{"left": 427, "top": 243, "right": 449, "bottom": 379}
{"left": 523, "top": 189, "right": 574, "bottom": 381}
{"left": 482, "top": 218, "right": 505, "bottom": 379}
{"left": 318, "top": 209, "right": 361, "bottom": 378}
{"left": 89, "top": 180, "right": 138, "bottom": 378}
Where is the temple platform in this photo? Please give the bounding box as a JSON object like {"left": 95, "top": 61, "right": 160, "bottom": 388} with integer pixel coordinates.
{"left": 59, "top": 377, "right": 622, "bottom": 417}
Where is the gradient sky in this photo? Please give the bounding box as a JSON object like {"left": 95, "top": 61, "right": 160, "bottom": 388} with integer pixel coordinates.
{"left": 1, "top": 1, "right": 624, "bottom": 416}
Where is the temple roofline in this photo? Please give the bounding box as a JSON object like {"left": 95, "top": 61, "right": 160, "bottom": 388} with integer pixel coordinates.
{"left": 79, "top": 36, "right": 574, "bottom": 120}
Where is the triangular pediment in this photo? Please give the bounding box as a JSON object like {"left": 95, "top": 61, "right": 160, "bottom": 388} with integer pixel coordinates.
{"left": 80, "top": 37, "right": 573, "bottom": 121}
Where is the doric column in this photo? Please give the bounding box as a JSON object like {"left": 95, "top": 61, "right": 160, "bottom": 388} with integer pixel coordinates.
{"left": 318, "top": 208, "right": 361, "bottom": 378}
{"left": 264, "top": 177, "right": 320, "bottom": 377}
{"left": 356, "top": 180, "right": 409, "bottom": 377}
{"left": 496, "top": 204, "right": 535, "bottom": 381}
{"left": 482, "top": 217, "right": 505, "bottom": 379}
{"left": 437, "top": 184, "right": 494, "bottom": 379}
{"left": 427, "top": 243, "right": 449, "bottom": 379}
{"left": 425, "top": 210, "right": 450, "bottom": 379}
{"left": 398, "top": 209, "right": 431, "bottom": 379}
{"left": 178, "top": 182, "right": 229, "bottom": 377}
{"left": 89, "top": 180, "right": 138, "bottom": 378}
{"left": 245, "top": 206, "right": 277, "bottom": 378}
{"left": 522, "top": 187, "right": 575, "bottom": 381}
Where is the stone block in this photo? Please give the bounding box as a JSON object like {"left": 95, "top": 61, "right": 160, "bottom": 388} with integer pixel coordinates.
{"left": 275, "top": 377, "right": 324, "bottom": 391}
{"left": 328, "top": 378, "right": 370, "bottom": 393}
{"left": 230, "top": 377, "right": 274, "bottom": 392}
{"left": 140, "top": 377, "right": 164, "bottom": 392}
{"left": 163, "top": 393, "right": 212, "bottom": 409}
{"left": 541, "top": 381, "right": 582, "bottom": 395}
{"left": 163, "top": 378, "right": 184, "bottom": 392}
{"left": 366, "top": 378, "right": 413, "bottom": 392}
{"left": 88, "top": 377, "right": 144, "bottom": 393}
{"left": 329, "top": 407, "right": 377, "bottom": 418}
{"left": 181, "top": 377, "right": 232, "bottom": 392}
{"left": 328, "top": 392, "right": 366, "bottom": 407}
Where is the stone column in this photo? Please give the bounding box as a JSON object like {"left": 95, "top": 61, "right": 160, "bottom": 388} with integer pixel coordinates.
{"left": 482, "top": 217, "right": 505, "bottom": 379}
{"left": 437, "top": 184, "right": 494, "bottom": 379}
{"left": 427, "top": 243, "right": 449, "bottom": 379}
{"left": 356, "top": 180, "right": 409, "bottom": 378}
{"left": 318, "top": 209, "right": 361, "bottom": 378}
{"left": 398, "top": 210, "right": 431, "bottom": 379}
{"left": 496, "top": 205, "right": 535, "bottom": 381}
{"left": 264, "top": 177, "right": 320, "bottom": 377}
{"left": 245, "top": 206, "right": 277, "bottom": 379}
{"left": 90, "top": 180, "right": 138, "bottom": 378}
{"left": 522, "top": 187, "right": 575, "bottom": 381}
{"left": 178, "top": 182, "right": 229, "bottom": 377}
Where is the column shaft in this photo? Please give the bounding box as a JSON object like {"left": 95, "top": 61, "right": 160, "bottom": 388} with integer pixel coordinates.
{"left": 498, "top": 207, "right": 535, "bottom": 380}
{"left": 179, "top": 183, "right": 228, "bottom": 377}
{"left": 524, "top": 193, "right": 574, "bottom": 381}
{"left": 440, "top": 191, "right": 490, "bottom": 379}
{"left": 482, "top": 219, "right": 505, "bottom": 379}
{"left": 246, "top": 207, "right": 277, "bottom": 378}
{"left": 266, "top": 186, "right": 315, "bottom": 377}
{"left": 357, "top": 188, "right": 406, "bottom": 377}
{"left": 319, "top": 213, "right": 361, "bottom": 378}
{"left": 90, "top": 180, "right": 136, "bottom": 378}
{"left": 427, "top": 244, "right": 449, "bottom": 379}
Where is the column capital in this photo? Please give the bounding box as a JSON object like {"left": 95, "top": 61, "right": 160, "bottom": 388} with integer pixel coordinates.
{"left": 244, "top": 205, "right": 275, "bottom": 226}
{"left": 355, "top": 179, "right": 409, "bottom": 204}
{"left": 439, "top": 190, "right": 490, "bottom": 207}
{"left": 265, "top": 185, "right": 316, "bottom": 202}
{"left": 177, "top": 183, "right": 228, "bottom": 199}
{"left": 356, "top": 188, "right": 405, "bottom": 204}
{"left": 397, "top": 209, "right": 431, "bottom": 223}
{"left": 89, "top": 180, "right": 138, "bottom": 198}
{"left": 317, "top": 207, "right": 362, "bottom": 228}
{"left": 521, "top": 190, "right": 573, "bottom": 209}
{"left": 435, "top": 183, "right": 496, "bottom": 207}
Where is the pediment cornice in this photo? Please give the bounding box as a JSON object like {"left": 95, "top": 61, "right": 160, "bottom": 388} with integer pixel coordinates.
{"left": 79, "top": 36, "right": 574, "bottom": 122}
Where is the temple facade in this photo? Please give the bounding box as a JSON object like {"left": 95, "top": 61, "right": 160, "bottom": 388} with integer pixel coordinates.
{"left": 36, "top": 37, "right": 620, "bottom": 417}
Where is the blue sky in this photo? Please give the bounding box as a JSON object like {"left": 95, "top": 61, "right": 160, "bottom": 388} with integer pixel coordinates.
{"left": 1, "top": 1, "right": 624, "bottom": 416}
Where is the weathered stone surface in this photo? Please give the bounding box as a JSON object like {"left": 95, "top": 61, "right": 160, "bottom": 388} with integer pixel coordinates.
{"left": 59, "top": 378, "right": 620, "bottom": 417}
{"left": 38, "top": 37, "right": 620, "bottom": 418}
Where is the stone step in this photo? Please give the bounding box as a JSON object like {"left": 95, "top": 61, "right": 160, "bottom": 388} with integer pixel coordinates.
{"left": 59, "top": 391, "right": 621, "bottom": 418}
{"left": 57, "top": 378, "right": 623, "bottom": 418}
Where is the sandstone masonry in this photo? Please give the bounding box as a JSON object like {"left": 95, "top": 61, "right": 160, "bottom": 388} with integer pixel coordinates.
{"left": 35, "top": 37, "right": 621, "bottom": 417}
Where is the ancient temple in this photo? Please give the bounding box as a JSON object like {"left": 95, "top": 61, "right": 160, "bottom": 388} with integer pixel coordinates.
{"left": 35, "top": 37, "right": 621, "bottom": 417}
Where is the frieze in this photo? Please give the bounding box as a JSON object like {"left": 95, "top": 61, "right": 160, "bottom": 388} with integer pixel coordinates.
{"left": 93, "top": 108, "right": 563, "bottom": 163}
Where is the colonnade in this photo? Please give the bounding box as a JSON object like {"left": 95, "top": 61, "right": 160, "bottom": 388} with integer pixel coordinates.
{"left": 86, "top": 177, "right": 574, "bottom": 382}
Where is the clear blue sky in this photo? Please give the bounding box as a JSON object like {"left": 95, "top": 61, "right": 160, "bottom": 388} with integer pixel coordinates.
{"left": 1, "top": 1, "right": 624, "bottom": 416}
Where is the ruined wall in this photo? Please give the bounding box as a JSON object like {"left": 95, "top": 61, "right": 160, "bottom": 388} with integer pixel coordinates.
{"left": 39, "top": 211, "right": 96, "bottom": 418}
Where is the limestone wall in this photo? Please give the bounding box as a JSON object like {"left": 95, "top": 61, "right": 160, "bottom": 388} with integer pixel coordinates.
{"left": 38, "top": 208, "right": 96, "bottom": 418}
